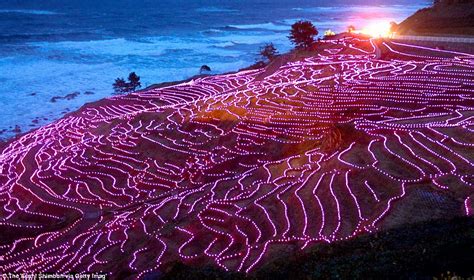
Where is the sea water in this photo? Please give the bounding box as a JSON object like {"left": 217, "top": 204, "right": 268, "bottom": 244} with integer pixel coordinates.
{"left": 0, "top": 0, "right": 429, "bottom": 139}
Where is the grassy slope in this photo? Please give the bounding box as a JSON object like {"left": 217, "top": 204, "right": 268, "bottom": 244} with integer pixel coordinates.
{"left": 397, "top": 3, "right": 474, "bottom": 36}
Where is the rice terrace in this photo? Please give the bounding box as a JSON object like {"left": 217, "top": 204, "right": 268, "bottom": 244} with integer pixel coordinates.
{"left": 0, "top": 36, "right": 473, "bottom": 278}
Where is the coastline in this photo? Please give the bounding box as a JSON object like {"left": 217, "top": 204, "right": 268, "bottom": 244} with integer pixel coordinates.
{"left": 0, "top": 69, "right": 254, "bottom": 149}
{"left": 0, "top": 50, "right": 273, "bottom": 147}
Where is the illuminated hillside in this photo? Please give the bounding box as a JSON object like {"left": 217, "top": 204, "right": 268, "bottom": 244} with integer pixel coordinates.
{"left": 0, "top": 37, "right": 473, "bottom": 278}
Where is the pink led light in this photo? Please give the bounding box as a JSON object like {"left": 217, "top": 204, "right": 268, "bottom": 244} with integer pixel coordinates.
{"left": 0, "top": 37, "right": 472, "bottom": 278}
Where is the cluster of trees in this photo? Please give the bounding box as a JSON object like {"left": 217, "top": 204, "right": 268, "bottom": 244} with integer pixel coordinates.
{"left": 112, "top": 72, "right": 141, "bottom": 94}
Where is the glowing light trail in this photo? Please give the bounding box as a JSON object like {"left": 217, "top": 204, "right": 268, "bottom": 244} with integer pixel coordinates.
{"left": 0, "top": 37, "right": 473, "bottom": 278}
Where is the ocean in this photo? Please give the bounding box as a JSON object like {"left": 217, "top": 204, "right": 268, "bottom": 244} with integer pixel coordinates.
{"left": 0, "top": 0, "right": 429, "bottom": 140}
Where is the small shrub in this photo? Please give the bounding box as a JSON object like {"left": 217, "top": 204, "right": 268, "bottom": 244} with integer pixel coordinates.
{"left": 200, "top": 65, "right": 211, "bottom": 73}
{"left": 260, "top": 43, "right": 278, "bottom": 62}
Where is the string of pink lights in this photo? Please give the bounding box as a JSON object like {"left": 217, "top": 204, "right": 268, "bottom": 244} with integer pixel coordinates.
{"left": 0, "top": 37, "right": 473, "bottom": 278}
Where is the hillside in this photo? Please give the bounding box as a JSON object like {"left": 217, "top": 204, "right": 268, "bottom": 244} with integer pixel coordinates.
{"left": 397, "top": 1, "right": 474, "bottom": 35}
{"left": 0, "top": 37, "right": 473, "bottom": 278}
{"left": 163, "top": 216, "right": 474, "bottom": 279}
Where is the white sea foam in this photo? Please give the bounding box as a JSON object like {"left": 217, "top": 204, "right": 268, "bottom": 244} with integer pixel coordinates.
{"left": 212, "top": 42, "right": 236, "bottom": 48}
{"left": 227, "top": 22, "right": 290, "bottom": 31}
{"left": 30, "top": 38, "right": 168, "bottom": 57}
{"left": 282, "top": 18, "right": 347, "bottom": 28}
{"left": 212, "top": 33, "right": 288, "bottom": 46}
{"left": 196, "top": 7, "right": 239, "bottom": 13}
{"left": 0, "top": 34, "right": 253, "bottom": 139}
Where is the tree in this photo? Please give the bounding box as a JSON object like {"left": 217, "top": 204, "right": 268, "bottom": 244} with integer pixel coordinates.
{"left": 288, "top": 20, "right": 318, "bottom": 50}
{"left": 113, "top": 78, "right": 128, "bottom": 94}
{"left": 112, "top": 72, "right": 141, "bottom": 94}
{"left": 128, "top": 72, "right": 141, "bottom": 91}
{"left": 260, "top": 43, "right": 278, "bottom": 62}
{"left": 347, "top": 25, "right": 356, "bottom": 33}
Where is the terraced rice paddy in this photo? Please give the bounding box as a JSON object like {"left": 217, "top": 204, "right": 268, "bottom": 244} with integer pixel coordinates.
{"left": 0, "top": 37, "right": 473, "bottom": 278}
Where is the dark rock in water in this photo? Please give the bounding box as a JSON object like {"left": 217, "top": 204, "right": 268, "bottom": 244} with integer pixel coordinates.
{"left": 61, "top": 108, "right": 71, "bottom": 114}
{"left": 29, "top": 92, "right": 37, "bottom": 96}
{"left": 200, "top": 65, "right": 212, "bottom": 73}
{"left": 65, "top": 92, "right": 80, "bottom": 100}
{"left": 32, "top": 119, "right": 39, "bottom": 124}
{"left": 12, "top": 125, "right": 21, "bottom": 133}
{"left": 84, "top": 91, "right": 95, "bottom": 95}
{"left": 50, "top": 96, "right": 59, "bottom": 103}
{"left": 50, "top": 92, "right": 81, "bottom": 103}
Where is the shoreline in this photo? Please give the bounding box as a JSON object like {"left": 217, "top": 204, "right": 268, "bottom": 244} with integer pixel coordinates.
{"left": 0, "top": 52, "right": 272, "bottom": 147}
{"left": 0, "top": 59, "right": 270, "bottom": 146}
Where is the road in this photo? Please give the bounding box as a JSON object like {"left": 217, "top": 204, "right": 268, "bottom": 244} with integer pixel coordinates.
{"left": 393, "top": 34, "right": 474, "bottom": 44}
